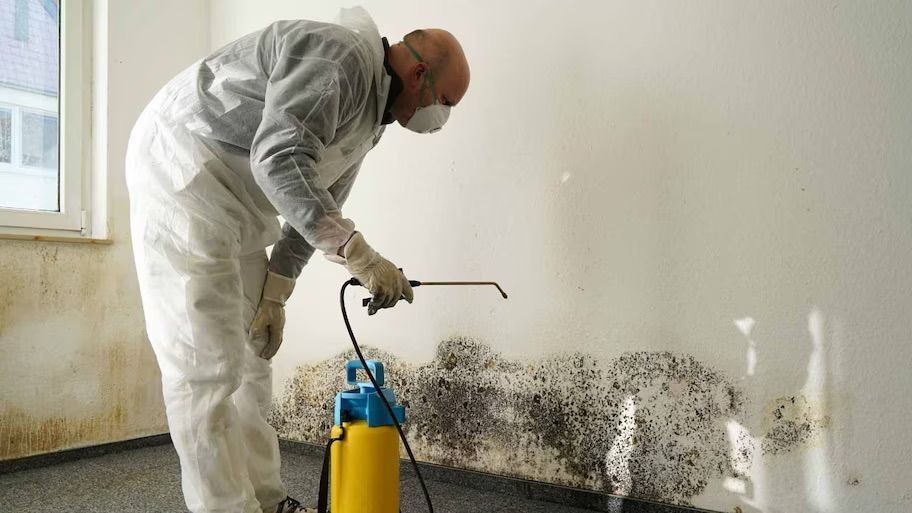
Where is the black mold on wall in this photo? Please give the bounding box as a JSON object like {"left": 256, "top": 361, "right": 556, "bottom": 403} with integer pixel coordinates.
{"left": 762, "top": 395, "right": 828, "bottom": 455}
{"left": 271, "top": 338, "right": 807, "bottom": 505}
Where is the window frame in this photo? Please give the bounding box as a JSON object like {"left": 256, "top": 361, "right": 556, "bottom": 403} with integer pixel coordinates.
{"left": 0, "top": 0, "right": 89, "bottom": 235}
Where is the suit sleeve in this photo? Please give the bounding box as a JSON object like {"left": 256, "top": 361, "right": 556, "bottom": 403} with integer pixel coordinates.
{"left": 250, "top": 26, "right": 366, "bottom": 276}
{"left": 267, "top": 155, "right": 365, "bottom": 278}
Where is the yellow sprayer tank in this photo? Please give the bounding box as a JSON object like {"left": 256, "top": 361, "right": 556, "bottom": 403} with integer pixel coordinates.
{"left": 321, "top": 360, "right": 405, "bottom": 513}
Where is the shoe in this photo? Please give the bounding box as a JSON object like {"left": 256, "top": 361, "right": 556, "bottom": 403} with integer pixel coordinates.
{"left": 274, "top": 496, "right": 313, "bottom": 513}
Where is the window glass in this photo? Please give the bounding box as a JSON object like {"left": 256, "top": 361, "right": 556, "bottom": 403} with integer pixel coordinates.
{"left": 0, "top": 0, "right": 60, "bottom": 211}
{"left": 21, "top": 111, "right": 58, "bottom": 169}
{"left": 0, "top": 108, "right": 10, "bottom": 164}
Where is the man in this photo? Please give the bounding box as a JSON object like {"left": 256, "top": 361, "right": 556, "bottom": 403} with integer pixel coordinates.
{"left": 125, "top": 7, "right": 469, "bottom": 513}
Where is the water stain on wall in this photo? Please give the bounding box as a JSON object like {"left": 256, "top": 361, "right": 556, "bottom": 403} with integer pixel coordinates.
{"left": 272, "top": 338, "right": 759, "bottom": 505}
{"left": 0, "top": 240, "right": 167, "bottom": 461}
{"left": 0, "top": 339, "right": 165, "bottom": 460}
{"left": 0, "top": 407, "right": 125, "bottom": 460}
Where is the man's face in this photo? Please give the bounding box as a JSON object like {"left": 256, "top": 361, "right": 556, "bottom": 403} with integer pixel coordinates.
{"left": 390, "top": 43, "right": 464, "bottom": 128}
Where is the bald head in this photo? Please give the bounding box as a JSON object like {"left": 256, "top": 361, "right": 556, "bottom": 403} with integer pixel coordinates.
{"left": 387, "top": 28, "right": 470, "bottom": 129}
{"left": 403, "top": 29, "right": 470, "bottom": 105}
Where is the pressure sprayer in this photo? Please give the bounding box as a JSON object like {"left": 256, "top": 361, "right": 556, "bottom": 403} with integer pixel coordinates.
{"left": 316, "top": 277, "right": 508, "bottom": 513}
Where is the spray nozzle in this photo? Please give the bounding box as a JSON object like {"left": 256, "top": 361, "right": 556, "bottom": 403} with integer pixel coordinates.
{"left": 350, "top": 274, "right": 509, "bottom": 313}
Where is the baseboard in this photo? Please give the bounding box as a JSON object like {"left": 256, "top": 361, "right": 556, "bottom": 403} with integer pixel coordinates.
{"left": 278, "top": 438, "right": 717, "bottom": 513}
{"left": 0, "top": 433, "right": 173, "bottom": 475}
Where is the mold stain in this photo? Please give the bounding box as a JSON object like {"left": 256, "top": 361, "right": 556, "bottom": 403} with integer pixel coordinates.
{"left": 0, "top": 338, "right": 165, "bottom": 460}
{"left": 761, "top": 395, "right": 829, "bottom": 455}
{"left": 1, "top": 240, "right": 167, "bottom": 460}
{"left": 271, "top": 338, "right": 758, "bottom": 505}
{"left": 0, "top": 407, "right": 126, "bottom": 459}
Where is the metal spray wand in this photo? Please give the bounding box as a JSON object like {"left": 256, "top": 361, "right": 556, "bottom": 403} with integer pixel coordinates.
{"left": 358, "top": 278, "right": 509, "bottom": 312}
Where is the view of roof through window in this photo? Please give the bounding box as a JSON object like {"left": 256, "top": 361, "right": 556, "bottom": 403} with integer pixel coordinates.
{"left": 0, "top": 0, "right": 60, "bottom": 212}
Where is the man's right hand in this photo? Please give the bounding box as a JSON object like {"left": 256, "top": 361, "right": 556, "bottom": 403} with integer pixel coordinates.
{"left": 327, "top": 232, "right": 413, "bottom": 314}
{"left": 249, "top": 271, "right": 295, "bottom": 359}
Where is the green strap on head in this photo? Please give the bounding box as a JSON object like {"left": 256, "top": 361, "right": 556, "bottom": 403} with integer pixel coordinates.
{"left": 402, "top": 40, "right": 424, "bottom": 63}
{"left": 402, "top": 39, "right": 437, "bottom": 88}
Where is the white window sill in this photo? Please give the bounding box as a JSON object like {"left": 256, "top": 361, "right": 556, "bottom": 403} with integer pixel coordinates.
{"left": 0, "top": 228, "right": 112, "bottom": 245}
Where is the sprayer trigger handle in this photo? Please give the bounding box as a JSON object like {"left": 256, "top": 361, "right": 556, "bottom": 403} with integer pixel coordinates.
{"left": 361, "top": 289, "right": 419, "bottom": 309}
{"left": 394, "top": 268, "right": 421, "bottom": 288}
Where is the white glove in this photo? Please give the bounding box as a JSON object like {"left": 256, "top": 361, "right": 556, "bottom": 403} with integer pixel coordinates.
{"left": 327, "top": 232, "right": 413, "bottom": 315}
{"left": 249, "top": 271, "right": 296, "bottom": 359}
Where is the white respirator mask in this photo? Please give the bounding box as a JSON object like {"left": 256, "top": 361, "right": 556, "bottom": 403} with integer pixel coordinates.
{"left": 405, "top": 102, "right": 450, "bottom": 134}
{"left": 402, "top": 40, "right": 451, "bottom": 134}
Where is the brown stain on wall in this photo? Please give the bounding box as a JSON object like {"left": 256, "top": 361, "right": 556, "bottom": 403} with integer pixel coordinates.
{"left": 0, "top": 339, "right": 165, "bottom": 460}
{"left": 0, "top": 240, "right": 167, "bottom": 460}
{"left": 0, "top": 407, "right": 127, "bottom": 459}
{"left": 272, "top": 338, "right": 762, "bottom": 505}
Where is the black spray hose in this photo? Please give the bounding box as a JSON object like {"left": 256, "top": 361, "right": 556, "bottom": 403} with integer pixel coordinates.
{"left": 339, "top": 279, "right": 435, "bottom": 513}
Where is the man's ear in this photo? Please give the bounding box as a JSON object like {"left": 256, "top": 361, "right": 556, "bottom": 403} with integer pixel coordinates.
{"left": 408, "top": 63, "right": 427, "bottom": 92}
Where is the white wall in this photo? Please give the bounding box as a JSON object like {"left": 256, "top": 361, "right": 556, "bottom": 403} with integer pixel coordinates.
{"left": 0, "top": 0, "right": 209, "bottom": 459}
{"left": 210, "top": 2, "right": 911, "bottom": 512}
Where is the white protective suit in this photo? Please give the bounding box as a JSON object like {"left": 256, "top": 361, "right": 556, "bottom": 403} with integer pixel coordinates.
{"left": 125, "top": 8, "right": 390, "bottom": 513}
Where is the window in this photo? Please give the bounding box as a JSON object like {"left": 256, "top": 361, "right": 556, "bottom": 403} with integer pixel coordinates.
{"left": 0, "top": 0, "right": 89, "bottom": 235}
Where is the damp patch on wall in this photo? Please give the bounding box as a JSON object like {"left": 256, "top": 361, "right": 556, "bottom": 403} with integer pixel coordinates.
{"left": 0, "top": 240, "right": 167, "bottom": 460}
{"left": 271, "top": 338, "right": 760, "bottom": 505}
{"left": 0, "top": 340, "right": 166, "bottom": 460}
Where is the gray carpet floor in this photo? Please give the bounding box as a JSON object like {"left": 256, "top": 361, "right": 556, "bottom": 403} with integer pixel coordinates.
{"left": 0, "top": 444, "right": 597, "bottom": 512}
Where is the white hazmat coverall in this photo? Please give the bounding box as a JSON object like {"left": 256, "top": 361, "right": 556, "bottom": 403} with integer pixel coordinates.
{"left": 125, "top": 8, "right": 390, "bottom": 513}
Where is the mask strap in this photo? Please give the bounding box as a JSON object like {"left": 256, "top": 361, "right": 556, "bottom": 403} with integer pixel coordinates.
{"left": 402, "top": 40, "right": 440, "bottom": 105}
{"left": 402, "top": 40, "right": 423, "bottom": 63}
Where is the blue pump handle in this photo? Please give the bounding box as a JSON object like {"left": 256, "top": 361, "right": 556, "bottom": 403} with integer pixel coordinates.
{"left": 346, "top": 359, "right": 384, "bottom": 387}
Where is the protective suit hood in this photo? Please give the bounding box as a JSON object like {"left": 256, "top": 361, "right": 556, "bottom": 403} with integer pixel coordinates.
{"left": 335, "top": 7, "right": 390, "bottom": 126}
